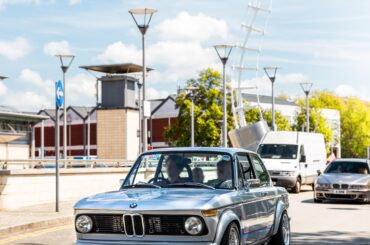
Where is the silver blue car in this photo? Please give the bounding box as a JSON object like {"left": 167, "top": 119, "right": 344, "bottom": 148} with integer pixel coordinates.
{"left": 314, "top": 158, "right": 370, "bottom": 203}
{"left": 74, "top": 147, "right": 290, "bottom": 245}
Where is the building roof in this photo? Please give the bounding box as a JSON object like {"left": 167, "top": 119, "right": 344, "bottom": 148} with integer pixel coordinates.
{"left": 242, "top": 93, "right": 297, "bottom": 106}
{"left": 39, "top": 106, "right": 95, "bottom": 121}
{"left": 0, "top": 105, "right": 48, "bottom": 122}
{"left": 80, "top": 63, "right": 153, "bottom": 74}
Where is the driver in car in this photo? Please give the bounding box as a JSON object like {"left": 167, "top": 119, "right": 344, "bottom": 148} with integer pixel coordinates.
{"left": 207, "top": 160, "right": 232, "bottom": 188}
{"left": 166, "top": 155, "right": 186, "bottom": 184}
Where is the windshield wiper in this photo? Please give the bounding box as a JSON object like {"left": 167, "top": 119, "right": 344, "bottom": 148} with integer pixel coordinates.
{"left": 123, "top": 182, "right": 161, "bottom": 189}
{"left": 168, "top": 182, "right": 215, "bottom": 190}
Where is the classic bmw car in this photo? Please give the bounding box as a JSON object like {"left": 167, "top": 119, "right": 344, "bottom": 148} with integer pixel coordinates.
{"left": 314, "top": 158, "right": 370, "bottom": 203}
{"left": 74, "top": 147, "right": 290, "bottom": 245}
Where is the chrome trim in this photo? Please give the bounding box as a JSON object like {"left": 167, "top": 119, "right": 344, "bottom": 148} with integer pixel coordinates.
{"left": 122, "top": 213, "right": 145, "bottom": 238}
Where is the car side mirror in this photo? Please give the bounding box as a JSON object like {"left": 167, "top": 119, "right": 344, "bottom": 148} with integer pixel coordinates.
{"left": 317, "top": 170, "right": 322, "bottom": 176}
{"left": 119, "top": 178, "right": 124, "bottom": 187}
{"left": 247, "top": 179, "right": 261, "bottom": 188}
{"left": 300, "top": 155, "right": 306, "bottom": 163}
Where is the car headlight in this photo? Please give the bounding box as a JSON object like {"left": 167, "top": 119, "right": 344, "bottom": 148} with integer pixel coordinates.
{"left": 75, "top": 215, "right": 93, "bottom": 233}
{"left": 350, "top": 185, "right": 369, "bottom": 190}
{"left": 184, "top": 217, "right": 203, "bottom": 235}
{"left": 316, "top": 183, "right": 331, "bottom": 188}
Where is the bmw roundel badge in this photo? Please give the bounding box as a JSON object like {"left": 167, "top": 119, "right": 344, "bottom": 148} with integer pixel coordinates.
{"left": 129, "top": 203, "right": 138, "bottom": 208}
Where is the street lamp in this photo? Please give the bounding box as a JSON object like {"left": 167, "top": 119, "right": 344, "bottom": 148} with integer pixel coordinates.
{"left": 0, "top": 76, "right": 7, "bottom": 80}
{"left": 214, "top": 44, "right": 233, "bottom": 147}
{"left": 300, "top": 82, "right": 313, "bottom": 133}
{"left": 186, "top": 86, "right": 199, "bottom": 147}
{"left": 264, "top": 66, "right": 279, "bottom": 131}
{"left": 55, "top": 54, "right": 75, "bottom": 159}
{"left": 129, "top": 8, "right": 157, "bottom": 152}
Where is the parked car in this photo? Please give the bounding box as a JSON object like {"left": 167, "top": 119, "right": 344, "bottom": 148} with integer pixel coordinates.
{"left": 314, "top": 158, "right": 370, "bottom": 203}
{"left": 257, "top": 131, "right": 326, "bottom": 193}
{"left": 74, "top": 147, "right": 290, "bottom": 245}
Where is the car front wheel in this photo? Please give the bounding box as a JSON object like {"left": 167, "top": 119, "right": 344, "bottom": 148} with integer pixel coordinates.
{"left": 221, "top": 222, "right": 241, "bottom": 245}
{"left": 292, "top": 177, "right": 301, "bottom": 193}
{"left": 269, "top": 211, "right": 290, "bottom": 245}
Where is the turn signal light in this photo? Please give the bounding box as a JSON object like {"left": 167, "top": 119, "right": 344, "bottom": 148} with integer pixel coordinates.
{"left": 202, "top": 209, "right": 217, "bottom": 217}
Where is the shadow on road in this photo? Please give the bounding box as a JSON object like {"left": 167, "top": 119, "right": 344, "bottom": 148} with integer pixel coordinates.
{"left": 301, "top": 198, "right": 369, "bottom": 205}
{"left": 292, "top": 231, "right": 370, "bottom": 245}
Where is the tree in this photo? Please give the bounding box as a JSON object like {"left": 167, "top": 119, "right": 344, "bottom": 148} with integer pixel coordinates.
{"left": 164, "top": 68, "right": 292, "bottom": 147}
{"left": 299, "top": 91, "right": 370, "bottom": 158}
{"left": 164, "top": 68, "right": 233, "bottom": 147}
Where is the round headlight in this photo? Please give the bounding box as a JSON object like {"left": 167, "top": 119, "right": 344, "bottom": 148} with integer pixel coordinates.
{"left": 184, "top": 217, "right": 203, "bottom": 235}
{"left": 75, "top": 215, "right": 93, "bottom": 233}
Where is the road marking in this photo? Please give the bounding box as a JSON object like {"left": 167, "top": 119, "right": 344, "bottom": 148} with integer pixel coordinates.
{"left": 0, "top": 224, "right": 72, "bottom": 244}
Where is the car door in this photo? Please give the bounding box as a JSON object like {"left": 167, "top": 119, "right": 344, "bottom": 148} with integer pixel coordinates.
{"left": 235, "top": 152, "right": 266, "bottom": 244}
{"left": 248, "top": 153, "right": 277, "bottom": 241}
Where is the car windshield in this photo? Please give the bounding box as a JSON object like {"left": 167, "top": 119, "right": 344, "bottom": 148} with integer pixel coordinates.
{"left": 123, "top": 152, "right": 234, "bottom": 189}
{"left": 257, "top": 144, "right": 298, "bottom": 159}
{"left": 325, "top": 161, "right": 370, "bottom": 174}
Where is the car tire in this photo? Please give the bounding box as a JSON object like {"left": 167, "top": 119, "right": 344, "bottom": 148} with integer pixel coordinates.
{"left": 292, "top": 177, "right": 301, "bottom": 194}
{"left": 269, "top": 211, "right": 290, "bottom": 245}
{"left": 221, "top": 222, "right": 241, "bottom": 245}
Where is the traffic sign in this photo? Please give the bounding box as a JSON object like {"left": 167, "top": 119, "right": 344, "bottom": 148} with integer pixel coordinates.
{"left": 56, "top": 80, "right": 64, "bottom": 108}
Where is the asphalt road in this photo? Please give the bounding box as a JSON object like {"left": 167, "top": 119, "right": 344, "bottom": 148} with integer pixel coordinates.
{"left": 1, "top": 187, "right": 369, "bottom": 245}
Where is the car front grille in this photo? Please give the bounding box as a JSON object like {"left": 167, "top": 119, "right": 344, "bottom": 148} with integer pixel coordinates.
{"left": 333, "top": 184, "right": 349, "bottom": 189}
{"left": 325, "top": 194, "right": 356, "bottom": 199}
{"left": 86, "top": 214, "right": 207, "bottom": 236}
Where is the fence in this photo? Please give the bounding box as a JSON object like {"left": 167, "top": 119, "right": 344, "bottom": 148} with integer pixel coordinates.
{"left": 0, "top": 159, "right": 135, "bottom": 170}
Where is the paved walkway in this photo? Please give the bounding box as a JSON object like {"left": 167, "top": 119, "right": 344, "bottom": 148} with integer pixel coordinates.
{"left": 0, "top": 201, "right": 75, "bottom": 239}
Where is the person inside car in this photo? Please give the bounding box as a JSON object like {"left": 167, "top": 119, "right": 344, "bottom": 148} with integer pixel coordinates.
{"left": 192, "top": 167, "right": 204, "bottom": 183}
{"left": 207, "top": 160, "right": 232, "bottom": 188}
{"left": 166, "top": 155, "right": 186, "bottom": 184}
{"left": 358, "top": 167, "right": 369, "bottom": 174}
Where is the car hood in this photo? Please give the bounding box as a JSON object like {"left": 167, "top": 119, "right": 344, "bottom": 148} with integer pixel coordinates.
{"left": 74, "top": 188, "right": 234, "bottom": 211}
{"left": 317, "top": 173, "right": 370, "bottom": 185}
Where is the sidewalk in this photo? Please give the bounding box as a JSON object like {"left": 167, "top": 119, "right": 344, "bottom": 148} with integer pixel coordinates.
{"left": 0, "top": 200, "right": 75, "bottom": 238}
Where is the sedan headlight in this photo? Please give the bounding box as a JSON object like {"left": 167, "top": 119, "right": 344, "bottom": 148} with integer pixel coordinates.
{"left": 184, "top": 217, "right": 203, "bottom": 235}
{"left": 316, "top": 183, "right": 331, "bottom": 188}
{"left": 75, "top": 215, "right": 93, "bottom": 233}
{"left": 350, "top": 185, "right": 369, "bottom": 190}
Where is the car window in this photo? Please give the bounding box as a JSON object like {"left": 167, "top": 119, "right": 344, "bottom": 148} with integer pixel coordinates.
{"left": 236, "top": 153, "right": 256, "bottom": 188}
{"left": 325, "top": 161, "right": 370, "bottom": 174}
{"left": 249, "top": 154, "right": 270, "bottom": 187}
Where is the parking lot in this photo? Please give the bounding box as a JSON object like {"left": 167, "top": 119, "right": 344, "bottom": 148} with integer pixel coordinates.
{"left": 1, "top": 186, "right": 369, "bottom": 245}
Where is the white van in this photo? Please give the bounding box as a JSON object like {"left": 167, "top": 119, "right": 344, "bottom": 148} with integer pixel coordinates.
{"left": 257, "top": 131, "right": 327, "bottom": 193}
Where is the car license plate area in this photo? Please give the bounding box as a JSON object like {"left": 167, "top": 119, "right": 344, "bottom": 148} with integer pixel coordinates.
{"left": 333, "top": 190, "right": 347, "bottom": 194}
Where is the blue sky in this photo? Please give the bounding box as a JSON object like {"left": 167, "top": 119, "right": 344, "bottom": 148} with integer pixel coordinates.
{"left": 0, "top": 0, "right": 369, "bottom": 111}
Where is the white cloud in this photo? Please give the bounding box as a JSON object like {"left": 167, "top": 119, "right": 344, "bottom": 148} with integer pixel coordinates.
{"left": 68, "top": 73, "right": 96, "bottom": 104}
{"left": 147, "top": 87, "right": 169, "bottom": 100}
{"left": 0, "top": 81, "right": 7, "bottom": 95}
{"left": 154, "top": 11, "right": 229, "bottom": 42}
{"left": 43, "top": 41, "right": 71, "bottom": 56}
{"left": 334, "top": 84, "right": 356, "bottom": 98}
{"left": 1, "top": 91, "right": 50, "bottom": 111}
{"left": 0, "top": 37, "right": 31, "bottom": 60}
{"left": 0, "top": 0, "right": 53, "bottom": 10}
{"left": 19, "top": 68, "right": 44, "bottom": 86}
{"left": 69, "top": 0, "right": 80, "bottom": 5}
{"left": 97, "top": 42, "right": 140, "bottom": 64}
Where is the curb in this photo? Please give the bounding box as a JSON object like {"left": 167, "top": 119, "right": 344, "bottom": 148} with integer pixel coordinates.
{"left": 0, "top": 216, "right": 74, "bottom": 237}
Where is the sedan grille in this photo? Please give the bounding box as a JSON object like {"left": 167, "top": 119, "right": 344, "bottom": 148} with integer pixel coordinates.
{"left": 333, "top": 184, "right": 349, "bottom": 189}
{"left": 91, "top": 214, "right": 124, "bottom": 233}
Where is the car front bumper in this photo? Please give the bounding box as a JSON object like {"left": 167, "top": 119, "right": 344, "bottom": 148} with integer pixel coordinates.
{"left": 77, "top": 240, "right": 216, "bottom": 245}
{"left": 315, "top": 189, "right": 370, "bottom": 202}
{"left": 271, "top": 175, "right": 297, "bottom": 188}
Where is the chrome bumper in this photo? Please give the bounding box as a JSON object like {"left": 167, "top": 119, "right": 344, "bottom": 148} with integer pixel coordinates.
{"left": 77, "top": 240, "right": 216, "bottom": 245}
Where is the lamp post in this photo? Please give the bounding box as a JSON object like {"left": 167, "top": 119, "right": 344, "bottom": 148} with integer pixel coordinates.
{"left": 67, "top": 114, "right": 72, "bottom": 157}
{"left": 129, "top": 8, "right": 157, "bottom": 152}
{"left": 214, "top": 44, "right": 233, "bottom": 147}
{"left": 55, "top": 54, "right": 75, "bottom": 159}
{"left": 186, "top": 86, "right": 199, "bottom": 147}
{"left": 264, "top": 67, "right": 279, "bottom": 131}
{"left": 300, "top": 82, "right": 313, "bottom": 132}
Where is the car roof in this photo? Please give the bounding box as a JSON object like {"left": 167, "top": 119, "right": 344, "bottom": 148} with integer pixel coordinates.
{"left": 146, "top": 147, "right": 254, "bottom": 155}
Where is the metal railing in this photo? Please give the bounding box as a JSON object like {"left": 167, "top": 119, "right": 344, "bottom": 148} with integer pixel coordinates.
{"left": 0, "top": 159, "right": 135, "bottom": 170}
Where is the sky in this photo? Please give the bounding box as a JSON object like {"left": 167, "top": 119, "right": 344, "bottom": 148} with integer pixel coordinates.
{"left": 0, "top": 0, "right": 369, "bottom": 111}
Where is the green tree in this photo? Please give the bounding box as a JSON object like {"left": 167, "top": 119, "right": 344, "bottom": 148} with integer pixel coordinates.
{"left": 164, "top": 68, "right": 234, "bottom": 147}
{"left": 245, "top": 107, "right": 291, "bottom": 131}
